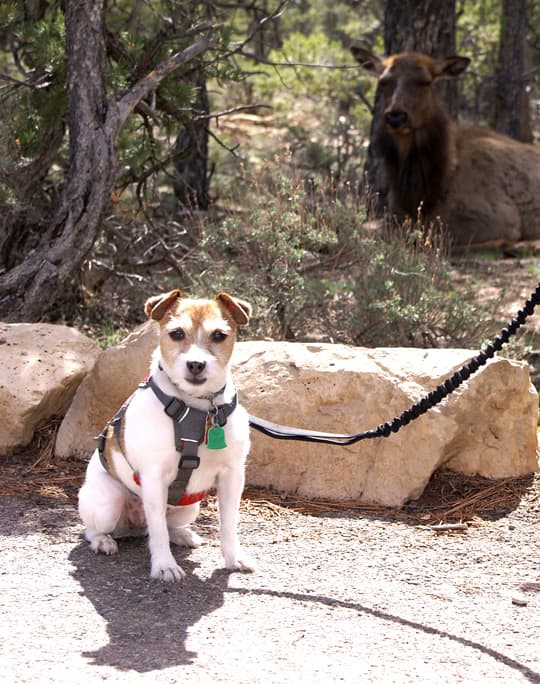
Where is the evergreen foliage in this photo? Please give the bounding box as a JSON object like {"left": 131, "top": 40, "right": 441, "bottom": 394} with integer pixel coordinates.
{"left": 0, "top": 1, "right": 537, "bottom": 345}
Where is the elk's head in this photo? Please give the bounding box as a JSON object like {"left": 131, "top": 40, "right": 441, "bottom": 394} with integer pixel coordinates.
{"left": 351, "top": 47, "right": 470, "bottom": 134}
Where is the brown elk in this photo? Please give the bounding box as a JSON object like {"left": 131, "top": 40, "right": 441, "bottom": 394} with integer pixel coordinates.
{"left": 351, "top": 46, "right": 540, "bottom": 247}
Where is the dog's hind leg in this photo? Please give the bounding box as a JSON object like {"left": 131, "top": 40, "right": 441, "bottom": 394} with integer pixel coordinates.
{"left": 78, "top": 455, "right": 127, "bottom": 555}
{"left": 168, "top": 503, "right": 202, "bottom": 548}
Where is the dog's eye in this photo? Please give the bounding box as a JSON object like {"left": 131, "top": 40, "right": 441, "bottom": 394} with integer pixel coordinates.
{"left": 210, "top": 330, "right": 228, "bottom": 343}
{"left": 169, "top": 329, "right": 185, "bottom": 341}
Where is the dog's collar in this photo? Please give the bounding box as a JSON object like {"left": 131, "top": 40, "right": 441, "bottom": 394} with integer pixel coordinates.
{"left": 146, "top": 374, "right": 237, "bottom": 434}
{"left": 157, "top": 361, "right": 227, "bottom": 404}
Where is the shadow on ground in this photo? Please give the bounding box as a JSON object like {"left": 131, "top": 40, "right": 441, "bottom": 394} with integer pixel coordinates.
{"left": 69, "top": 540, "right": 232, "bottom": 671}
{"left": 69, "top": 537, "right": 540, "bottom": 682}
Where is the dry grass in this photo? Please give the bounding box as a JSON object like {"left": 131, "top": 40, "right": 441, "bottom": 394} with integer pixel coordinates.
{"left": 242, "top": 470, "right": 540, "bottom": 525}
{"left": 2, "top": 418, "right": 538, "bottom": 527}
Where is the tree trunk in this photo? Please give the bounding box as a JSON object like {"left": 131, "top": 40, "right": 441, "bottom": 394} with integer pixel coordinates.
{"left": 0, "top": 118, "right": 65, "bottom": 272}
{"left": 494, "top": 0, "right": 532, "bottom": 142}
{"left": 0, "top": 3, "right": 215, "bottom": 322}
{"left": 174, "top": 71, "right": 210, "bottom": 211}
{"left": 364, "top": 0, "right": 457, "bottom": 215}
{"left": 0, "top": 0, "right": 113, "bottom": 322}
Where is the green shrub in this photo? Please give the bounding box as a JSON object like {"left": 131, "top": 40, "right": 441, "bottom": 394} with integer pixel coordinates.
{"left": 190, "top": 161, "right": 337, "bottom": 339}
{"left": 181, "top": 162, "right": 492, "bottom": 348}
{"left": 341, "top": 225, "right": 491, "bottom": 347}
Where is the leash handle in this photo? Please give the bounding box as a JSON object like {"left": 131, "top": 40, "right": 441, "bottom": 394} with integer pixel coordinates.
{"left": 249, "top": 282, "right": 540, "bottom": 446}
{"left": 248, "top": 414, "right": 377, "bottom": 445}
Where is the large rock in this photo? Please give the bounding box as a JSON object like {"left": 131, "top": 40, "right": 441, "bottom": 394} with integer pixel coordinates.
{"left": 56, "top": 330, "right": 539, "bottom": 506}
{"left": 54, "top": 323, "right": 158, "bottom": 460}
{"left": 0, "top": 323, "right": 99, "bottom": 455}
{"left": 237, "top": 343, "right": 539, "bottom": 505}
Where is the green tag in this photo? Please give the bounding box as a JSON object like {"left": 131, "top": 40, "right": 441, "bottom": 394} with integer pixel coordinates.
{"left": 207, "top": 424, "right": 227, "bottom": 450}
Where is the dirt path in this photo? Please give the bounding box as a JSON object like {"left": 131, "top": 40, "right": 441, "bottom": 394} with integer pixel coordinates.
{"left": 2, "top": 257, "right": 540, "bottom": 683}
{"left": 1, "top": 458, "right": 539, "bottom": 684}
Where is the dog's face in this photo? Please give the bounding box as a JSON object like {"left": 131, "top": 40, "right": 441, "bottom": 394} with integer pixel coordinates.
{"left": 145, "top": 290, "right": 251, "bottom": 396}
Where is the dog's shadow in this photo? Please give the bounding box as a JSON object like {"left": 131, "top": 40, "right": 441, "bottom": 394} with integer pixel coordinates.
{"left": 69, "top": 537, "right": 231, "bottom": 672}
{"left": 69, "top": 531, "right": 540, "bottom": 681}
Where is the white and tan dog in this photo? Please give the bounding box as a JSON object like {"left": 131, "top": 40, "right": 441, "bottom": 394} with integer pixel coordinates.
{"left": 78, "top": 289, "right": 256, "bottom": 582}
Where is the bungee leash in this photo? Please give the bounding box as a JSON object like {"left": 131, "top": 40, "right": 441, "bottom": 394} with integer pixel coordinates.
{"left": 248, "top": 282, "right": 540, "bottom": 445}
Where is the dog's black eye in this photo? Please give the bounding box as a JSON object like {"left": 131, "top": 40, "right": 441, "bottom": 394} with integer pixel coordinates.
{"left": 210, "top": 330, "right": 227, "bottom": 343}
{"left": 169, "top": 329, "right": 185, "bottom": 341}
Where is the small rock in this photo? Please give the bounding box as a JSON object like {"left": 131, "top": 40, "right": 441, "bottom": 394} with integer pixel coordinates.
{"left": 510, "top": 592, "right": 528, "bottom": 606}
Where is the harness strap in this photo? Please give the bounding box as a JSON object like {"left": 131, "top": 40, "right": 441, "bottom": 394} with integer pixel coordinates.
{"left": 96, "top": 375, "right": 239, "bottom": 506}
{"left": 97, "top": 400, "right": 132, "bottom": 471}
{"left": 145, "top": 376, "right": 237, "bottom": 505}
{"left": 169, "top": 430, "right": 202, "bottom": 505}
{"left": 147, "top": 376, "right": 237, "bottom": 429}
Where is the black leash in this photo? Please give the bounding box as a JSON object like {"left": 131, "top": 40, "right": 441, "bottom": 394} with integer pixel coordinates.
{"left": 248, "top": 282, "right": 540, "bottom": 445}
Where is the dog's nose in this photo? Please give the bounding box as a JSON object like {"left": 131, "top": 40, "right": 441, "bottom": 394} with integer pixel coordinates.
{"left": 186, "top": 360, "right": 206, "bottom": 376}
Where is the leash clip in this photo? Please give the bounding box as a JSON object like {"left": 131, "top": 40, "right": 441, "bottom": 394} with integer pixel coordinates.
{"left": 209, "top": 404, "right": 219, "bottom": 426}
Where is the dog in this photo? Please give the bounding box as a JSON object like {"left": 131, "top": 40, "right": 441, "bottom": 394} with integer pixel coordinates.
{"left": 78, "top": 289, "right": 256, "bottom": 582}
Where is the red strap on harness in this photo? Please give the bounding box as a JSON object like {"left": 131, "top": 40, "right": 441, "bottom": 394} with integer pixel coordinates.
{"left": 132, "top": 473, "right": 205, "bottom": 506}
{"left": 177, "top": 490, "right": 206, "bottom": 506}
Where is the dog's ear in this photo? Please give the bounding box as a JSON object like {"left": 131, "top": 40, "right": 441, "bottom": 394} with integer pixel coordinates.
{"left": 144, "top": 289, "right": 182, "bottom": 321}
{"left": 215, "top": 292, "right": 252, "bottom": 325}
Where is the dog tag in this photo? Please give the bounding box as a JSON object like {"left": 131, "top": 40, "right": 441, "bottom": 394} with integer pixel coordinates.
{"left": 206, "top": 425, "right": 227, "bottom": 450}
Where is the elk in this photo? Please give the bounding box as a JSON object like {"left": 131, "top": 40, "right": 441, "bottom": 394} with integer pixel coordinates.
{"left": 351, "top": 46, "right": 540, "bottom": 247}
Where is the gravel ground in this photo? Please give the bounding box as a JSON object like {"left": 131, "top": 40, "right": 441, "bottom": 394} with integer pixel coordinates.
{"left": 0, "top": 455, "right": 539, "bottom": 684}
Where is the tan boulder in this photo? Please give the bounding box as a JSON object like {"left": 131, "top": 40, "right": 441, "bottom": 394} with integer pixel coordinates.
{"left": 0, "top": 323, "right": 99, "bottom": 455}
{"left": 54, "top": 323, "right": 158, "bottom": 460}
{"left": 238, "top": 343, "right": 539, "bottom": 505}
{"left": 56, "top": 331, "right": 539, "bottom": 506}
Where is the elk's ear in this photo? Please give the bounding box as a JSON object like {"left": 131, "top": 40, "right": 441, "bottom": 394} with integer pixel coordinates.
{"left": 350, "top": 46, "right": 384, "bottom": 75}
{"left": 435, "top": 56, "right": 470, "bottom": 79}
{"left": 215, "top": 292, "right": 252, "bottom": 325}
{"left": 144, "top": 289, "right": 182, "bottom": 321}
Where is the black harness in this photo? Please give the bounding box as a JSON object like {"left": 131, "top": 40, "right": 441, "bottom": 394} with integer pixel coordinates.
{"left": 97, "top": 375, "right": 237, "bottom": 506}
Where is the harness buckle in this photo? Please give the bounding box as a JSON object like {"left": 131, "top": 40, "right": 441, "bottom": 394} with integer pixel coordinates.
{"left": 165, "top": 397, "right": 188, "bottom": 421}
{"left": 180, "top": 454, "right": 200, "bottom": 469}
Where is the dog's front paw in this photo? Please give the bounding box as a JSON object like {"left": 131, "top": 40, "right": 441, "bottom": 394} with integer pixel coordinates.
{"left": 223, "top": 547, "right": 257, "bottom": 573}
{"left": 89, "top": 533, "right": 118, "bottom": 555}
{"left": 151, "top": 558, "right": 186, "bottom": 583}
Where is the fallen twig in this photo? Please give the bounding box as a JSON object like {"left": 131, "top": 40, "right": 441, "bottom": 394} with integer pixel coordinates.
{"left": 420, "top": 522, "right": 468, "bottom": 533}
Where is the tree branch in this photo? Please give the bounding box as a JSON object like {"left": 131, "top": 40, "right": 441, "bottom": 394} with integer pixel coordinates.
{"left": 112, "top": 28, "right": 218, "bottom": 131}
